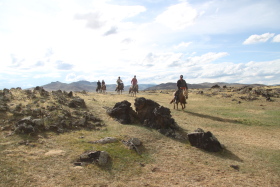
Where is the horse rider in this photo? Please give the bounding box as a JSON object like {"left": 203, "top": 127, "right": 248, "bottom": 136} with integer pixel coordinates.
{"left": 170, "top": 75, "right": 188, "bottom": 103}
{"left": 131, "top": 75, "right": 138, "bottom": 93}
{"left": 96, "top": 80, "right": 101, "bottom": 92}
{"left": 101, "top": 80, "right": 105, "bottom": 87}
{"left": 115, "top": 76, "right": 123, "bottom": 91}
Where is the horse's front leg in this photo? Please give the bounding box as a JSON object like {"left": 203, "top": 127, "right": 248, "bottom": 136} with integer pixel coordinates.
{"left": 182, "top": 103, "right": 185, "bottom": 110}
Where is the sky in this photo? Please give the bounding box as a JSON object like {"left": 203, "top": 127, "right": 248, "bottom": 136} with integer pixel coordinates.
{"left": 0, "top": 0, "right": 280, "bottom": 89}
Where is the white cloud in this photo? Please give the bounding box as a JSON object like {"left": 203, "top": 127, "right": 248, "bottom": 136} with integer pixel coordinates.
{"left": 65, "top": 73, "right": 86, "bottom": 82}
{"left": 173, "top": 42, "right": 192, "bottom": 49}
{"left": 272, "top": 34, "right": 280, "bottom": 42}
{"left": 243, "top": 33, "right": 275, "bottom": 44}
{"left": 33, "top": 72, "right": 61, "bottom": 79}
{"left": 75, "top": 3, "right": 146, "bottom": 30}
{"left": 189, "top": 1, "right": 280, "bottom": 35}
{"left": 186, "top": 52, "right": 229, "bottom": 65}
{"left": 155, "top": 2, "right": 198, "bottom": 30}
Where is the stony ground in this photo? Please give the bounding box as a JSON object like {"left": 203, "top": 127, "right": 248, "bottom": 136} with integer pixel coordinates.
{"left": 0, "top": 86, "right": 279, "bottom": 187}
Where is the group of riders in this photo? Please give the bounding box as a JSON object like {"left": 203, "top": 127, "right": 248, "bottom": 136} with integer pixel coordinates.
{"left": 96, "top": 74, "right": 188, "bottom": 101}
{"left": 96, "top": 75, "right": 139, "bottom": 93}
{"left": 96, "top": 80, "right": 106, "bottom": 93}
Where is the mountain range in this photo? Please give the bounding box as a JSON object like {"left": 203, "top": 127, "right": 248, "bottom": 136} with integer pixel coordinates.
{"left": 36, "top": 81, "right": 267, "bottom": 92}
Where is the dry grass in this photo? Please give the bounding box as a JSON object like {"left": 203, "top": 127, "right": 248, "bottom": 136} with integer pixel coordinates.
{"left": 0, "top": 88, "right": 280, "bottom": 187}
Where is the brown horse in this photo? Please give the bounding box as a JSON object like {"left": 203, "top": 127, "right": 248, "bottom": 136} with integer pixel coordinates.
{"left": 129, "top": 85, "right": 138, "bottom": 97}
{"left": 171, "top": 88, "right": 188, "bottom": 110}
{"left": 116, "top": 83, "right": 124, "bottom": 94}
{"left": 101, "top": 85, "right": 106, "bottom": 94}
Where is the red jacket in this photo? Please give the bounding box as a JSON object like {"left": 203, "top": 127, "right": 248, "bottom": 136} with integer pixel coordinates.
{"left": 131, "top": 78, "right": 137, "bottom": 85}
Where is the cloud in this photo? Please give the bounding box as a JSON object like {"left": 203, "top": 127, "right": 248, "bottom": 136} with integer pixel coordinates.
{"left": 141, "top": 53, "right": 156, "bottom": 67}
{"left": 173, "top": 42, "right": 192, "bottom": 49}
{"left": 33, "top": 72, "right": 60, "bottom": 79}
{"left": 186, "top": 52, "right": 229, "bottom": 65}
{"left": 104, "top": 26, "right": 118, "bottom": 36}
{"left": 155, "top": 2, "right": 198, "bottom": 30}
{"left": 140, "top": 52, "right": 184, "bottom": 68}
{"left": 122, "top": 38, "right": 133, "bottom": 44}
{"left": 35, "top": 61, "right": 44, "bottom": 67}
{"left": 188, "top": 1, "right": 280, "bottom": 35}
{"left": 65, "top": 73, "right": 87, "bottom": 82}
{"left": 10, "top": 54, "right": 24, "bottom": 68}
{"left": 56, "top": 60, "right": 73, "bottom": 70}
{"left": 74, "top": 3, "right": 146, "bottom": 31}
{"left": 45, "top": 48, "right": 54, "bottom": 58}
{"left": 168, "top": 61, "right": 181, "bottom": 67}
{"left": 243, "top": 33, "right": 275, "bottom": 44}
{"left": 75, "top": 12, "right": 105, "bottom": 29}
{"left": 272, "top": 34, "right": 280, "bottom": 42}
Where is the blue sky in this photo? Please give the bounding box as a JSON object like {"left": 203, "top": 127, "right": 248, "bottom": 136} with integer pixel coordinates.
{"left": 0, "top": 0, "right": 280, "bottom": 89}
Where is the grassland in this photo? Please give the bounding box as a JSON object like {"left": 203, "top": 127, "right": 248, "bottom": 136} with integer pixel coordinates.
{"left": 0, "top": 87, "right": 279, "bottom": 187}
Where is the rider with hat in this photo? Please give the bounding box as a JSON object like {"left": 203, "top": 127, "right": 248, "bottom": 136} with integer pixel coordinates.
{"left": 115, "top": 77, "right": 123, "bottom": 91}
{"left": 177, "top": 75, "right": 187, "bottom": 90}
{"left": 170, "top": 75, "right": 188, "bottom": 103}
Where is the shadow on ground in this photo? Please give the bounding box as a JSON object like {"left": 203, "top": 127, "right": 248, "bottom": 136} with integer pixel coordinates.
{"left": 183, "top": 110, "right": 239, "bottom": 124}
{"left": 208, "top": 148, "right": 244, "bottom": 162}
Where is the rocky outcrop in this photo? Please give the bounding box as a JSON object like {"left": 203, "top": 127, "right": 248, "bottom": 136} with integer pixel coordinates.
{"left": 187, "top": 128, "right": 223, "bottom": 152}
{"left": 106, "top": 98, "right": 187, "bottom": 140}
{"left": 134, "top": 97, "right": 178, "bottom": 130}
{"left": 0, "top": 88, "right": 104, "bottom": 135}
{"left": 106, "top": 100, "right": 138, "bottom": 124}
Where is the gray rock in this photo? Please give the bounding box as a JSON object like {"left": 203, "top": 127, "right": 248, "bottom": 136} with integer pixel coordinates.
{"left": 90, "top": 137, "right": 118, "bottom": 144}
{"left": 98, "top": 151, "right": 109, "bottom": 166}
{"left": 129, "top": 138, "right": 141, "bottom": 146}
{"left": 78, "top": 150, "right": 109, "bottom": 166}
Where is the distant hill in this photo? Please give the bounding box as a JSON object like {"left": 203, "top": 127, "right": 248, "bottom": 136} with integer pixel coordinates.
{"left": 32, "top": 80, "right": 267, "bottom": 92}
{"left": 40, "top": 81, "right": 156, "bottom": 92}
{"left": 144, "top": 82, "right": 266, "bottom": 90}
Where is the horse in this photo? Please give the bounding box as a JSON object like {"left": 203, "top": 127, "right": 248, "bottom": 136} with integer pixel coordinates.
{"left": 129, "top": 85, "right": 138, "bottom": 97}
{"left": 116, "top": 83, "right": 124, "bottom": 94}
{"left": 96, "top": 85, "right": 101, "bottom": 93}
{"left": 101, "top": 85, "right": 106, "bottom": 94}
{"left": 171, "top": 88, "right": 188, "bottom": 110}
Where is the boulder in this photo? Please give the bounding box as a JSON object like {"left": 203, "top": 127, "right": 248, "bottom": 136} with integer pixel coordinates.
{"left": 33, "top": 86, "right": 49, "bottom": 97}
{"left": 211, "top": 84, "right": 220, "bottom": 89}
{"left": 134, "top": 97, "right": 178, "bottom": 130}
{"left": 106, "top": 100, "right": 138, "bottom": 124}
{"left": 122, "top": 137, "right": 142, "bottom": 154}
{"left": 188, "top": 128, "right": 223, "bottom": 152}
{"left": 78, "top": 150, "right": 109, "bottom": 166}
{"left": 68, "top": 98, "right": 86, "bottom": 108}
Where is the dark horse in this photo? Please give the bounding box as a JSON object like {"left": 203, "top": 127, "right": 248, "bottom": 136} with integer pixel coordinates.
{"left": 96, "top": 85, "right": 101, "bottom": 93}
{"left": 116, "top": 83, "right": 124, "bottom": 94}
{"left": 171, "top": 88, "right": 188, "bottom": 110}
{"left": 129, "top": 85, "right": 138, "bottom": 97}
